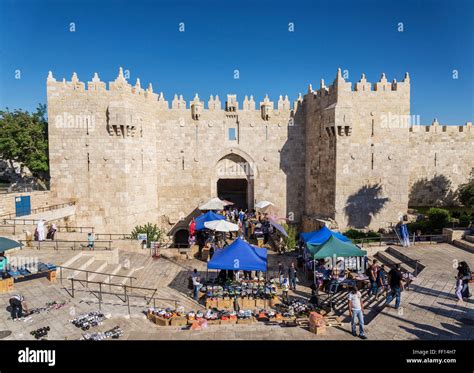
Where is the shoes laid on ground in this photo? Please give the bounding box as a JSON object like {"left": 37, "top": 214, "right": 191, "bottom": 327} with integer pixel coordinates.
{"left": 359, "top": 334, "right": 368, "bottom": 340}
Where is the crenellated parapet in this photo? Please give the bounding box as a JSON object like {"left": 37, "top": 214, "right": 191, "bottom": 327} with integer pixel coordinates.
{"left": 410, "top": 118, "right": 473, "bottom": 134}
{"left": 46, "top": 68, "right": 299, "bottom": 119}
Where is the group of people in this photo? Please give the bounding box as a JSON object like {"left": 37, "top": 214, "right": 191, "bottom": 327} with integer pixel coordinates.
{"left": 32, "top": 220, "right": 57, "bottom": 241}
{"left": 366, "top": 259, "right": 404, "bottom": 309}
{"left": 278, "top": 261, "right": 298, "bottom": 302}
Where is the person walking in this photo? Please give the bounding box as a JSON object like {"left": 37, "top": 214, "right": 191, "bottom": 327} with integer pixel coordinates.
{"left": 348, "top": 286, "right": 367, "bottom": 339}
{"left": 367, "top": 259, "right": 379, "bottom": 297}
{"left": 376, "top": 264, "right": 388, "bottom": 299}
{"left": 278, "top": 261, "right": 285, "bottom": 286}
{"left": 457, "top": 261, "right": 471, "bottom": 300}
{"left": 385, "top": 264, "right": 403, "bottom": 309}
{"left": 288, "top": 262, "right": 297, "bottom": 290}
{"left": 9, "top": 294, "right": 29, "bottom": 320}
{"left": 87, "top": 233, "right": 94, "bottom": 250}
{"left": 281, "top": 277, "right": 290, "bottom": 303}
{"left": 191, "top": 269, "right": 202, "bottom": 301}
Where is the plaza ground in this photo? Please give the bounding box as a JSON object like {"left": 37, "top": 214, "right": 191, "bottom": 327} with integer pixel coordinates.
{"left": 0, "top": 241, "right": 472, "bottom": 340}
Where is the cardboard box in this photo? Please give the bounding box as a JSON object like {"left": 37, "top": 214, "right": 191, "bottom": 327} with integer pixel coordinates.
{"left": 0, "top": 278, "right": 14, "bottom": 293}
{"left": 154, "top": 317, "right": 170, "bottom": 326}
{"left": 170, "top": 316, "right": 188, "bottom": 327}
{"left": 206, "top": 298, "right": 218, "bottom": 309}
{"left": 237, "top": 317, "right": 255, "bottom": 325}
{"left": 237, "top": 298, "right": 244, "bottom": 310}
{"left": 242, "top": 298, "right": 255, "bottom": 310}
{"left": 206, "top": 319, "right": 220, "bottom": 326}
{"left": 309, "top": 324, "right": 326, "bottom": 335}
{"left": 147, "top": 311, "right": 156, "bottom": 322}
{"left": 217, "top": 298, "right": 233, "bottom": 310}
{"left": 255, "top": 299, "right": 266, "bottom": 309}
{"left": 47, "top": 270, "right": 57, "bottom": 282}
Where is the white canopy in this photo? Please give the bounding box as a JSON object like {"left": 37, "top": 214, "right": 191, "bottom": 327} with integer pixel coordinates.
{"left": 199, "top": 197, "right": 227, "bottom": 211}
{"left": 204, "top": 220, "right": 239, "bottom": 232}
{"left": 255, "top": 200, "right": 274, "bottom": 210}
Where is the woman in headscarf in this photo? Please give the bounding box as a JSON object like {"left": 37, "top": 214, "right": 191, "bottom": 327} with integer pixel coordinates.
{"left": 457, "top": 261, "right": 471, "bottom": 300}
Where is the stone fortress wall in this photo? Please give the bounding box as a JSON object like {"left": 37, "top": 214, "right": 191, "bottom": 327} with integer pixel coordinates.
{"left": 46, "top": 68, "right": 473, "bottom": 234}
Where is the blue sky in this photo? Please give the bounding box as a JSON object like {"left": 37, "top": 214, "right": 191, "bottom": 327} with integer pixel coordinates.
{"left": 0, "top": 0, "right": 472, "bottom": 124}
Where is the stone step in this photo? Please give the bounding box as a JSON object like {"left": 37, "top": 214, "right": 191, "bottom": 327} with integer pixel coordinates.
{"left": 453, "top": 239, "right": 474, "bottom": 254}
{"left": 464, "top": 235, "right": 474, "bottom": 244}
{"left": 69, "top": 259, "right": 108, "bottom": 281}
{"left": 375, "top": 251, "right": 415, "bottom": 274}
{"left": 385, "top": 246, "right": 425, "bottom": 275}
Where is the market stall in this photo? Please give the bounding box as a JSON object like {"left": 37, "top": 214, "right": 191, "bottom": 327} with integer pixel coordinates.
{"left": 203, "top": 238, "right": 279, "bottom": 309}
{"left": 194, "top": 211, "right": 226, "bottom": 231}
{"left": 306, "top": 235, "right": 367, "bottom": 289}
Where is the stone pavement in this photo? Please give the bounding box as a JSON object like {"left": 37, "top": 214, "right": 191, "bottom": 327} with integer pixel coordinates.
{"left": 0, "top": 242, "right": 471, "bottom": 340}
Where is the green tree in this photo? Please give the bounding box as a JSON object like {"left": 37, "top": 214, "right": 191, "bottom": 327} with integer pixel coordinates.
{"left": 131, "top": 223, "right": 166, "bottom": 247}
{"left": 282, "top": 223, "right": 297, "bottom": 252}
{"left": 427, "top": 208, "right": 451, "bottom": 232}
{"left": 0, "top": 105, "right": 49, "bottom": 181}
{"left": 457, "top": 170, "right": 474, "bottom": 208}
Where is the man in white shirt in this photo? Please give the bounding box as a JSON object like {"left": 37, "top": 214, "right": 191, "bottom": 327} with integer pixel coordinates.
{"left": 192, "top": 269, "right": 202, "bottom": 301}
{"left": 348, "top": 286, "right": 367, "bottom": 339}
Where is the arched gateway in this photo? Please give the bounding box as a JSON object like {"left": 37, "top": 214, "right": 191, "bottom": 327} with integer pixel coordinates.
{"left": 211, "top": 149, "right": 258, "bottom": 211}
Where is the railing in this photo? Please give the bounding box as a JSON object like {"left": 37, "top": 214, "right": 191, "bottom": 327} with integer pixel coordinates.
{"left": 18, "top": 239, "right": 113, "bottom": 251}
{"left": 0, "top": 224, "right": 94, "bottom": 235}
{"left": 57, "top": 265, "right": 136, "bottom": 288}
{"left": 352, "top": 234, "right": 444, "bottom": 247}
{"left": 63, "top": 277, "right": 178, "bottom": 314}
{"left": 95, "top": 233, "right": 131, "bottom": 240}
{"left": 0, "top": 201, "right": 75, "bottom": 221}
{"left": 58, "top": 226, "right": 95, "bottom": 233}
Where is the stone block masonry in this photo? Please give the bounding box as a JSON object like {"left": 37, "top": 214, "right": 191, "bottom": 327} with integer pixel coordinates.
{"left": 46, "top": 68, "right": 473, "bottom": 233}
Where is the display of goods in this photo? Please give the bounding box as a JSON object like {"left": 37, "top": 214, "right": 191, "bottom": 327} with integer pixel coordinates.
{"left": 30, "top": 300, "right": 69, "bottom": 314}
{"left": 276, "top": 300, "right": 314, "bottom": 317}
{"left": 201, "top": 280, "right": 277, "bottom": 299}
{"left": 70, "top": 312, "right": 106, "bottom": 330}
{"left": 81, "top": 326, "right": 123, "bottom": 340}
{"left": 147, "top": 307, "right": 185, "bottom": 319}
{"left": 30, "top": 326, "right": 50, "bottom": 339}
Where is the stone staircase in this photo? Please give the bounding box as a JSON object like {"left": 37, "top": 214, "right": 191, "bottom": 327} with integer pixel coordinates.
{"left": 453, "top": 234, "right": 474, "bottom": 254}
{"left": 375, "top": 246, "right": 425, "bottom": 276}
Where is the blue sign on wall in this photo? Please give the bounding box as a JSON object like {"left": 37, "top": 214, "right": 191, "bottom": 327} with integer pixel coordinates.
{"left": 15, "top": 196, "right": 31, "bottom": 217}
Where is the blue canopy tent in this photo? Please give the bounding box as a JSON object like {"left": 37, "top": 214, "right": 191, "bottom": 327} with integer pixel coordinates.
{"left": 195, "top": 211, "right": 226, "bottom": 231}
{"left": 300, "top": 225, "right": 350, "bottom": 245}
{"left": 208, "top": 237, "right": 267, "bottom": 272}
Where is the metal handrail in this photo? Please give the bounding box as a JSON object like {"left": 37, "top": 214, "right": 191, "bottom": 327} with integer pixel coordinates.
{"left": 57, "top": 266, "right": 137, "bottom": 280}
{"left": 18, "top": 239, "right": 113, "bottom": 251}
{"left": 0, "top": 224, "right": 95, "bottom": 235}
{"left": 95, "top": 233, "right": 131, "bottom": 240}
{"left": 0, "top": 201, "right": 75, "bottom": 220}
{"left": 63, "top": 277, "right": 178, "bottom": 313}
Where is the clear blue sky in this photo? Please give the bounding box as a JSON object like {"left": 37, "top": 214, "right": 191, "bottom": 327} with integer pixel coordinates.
{"left": 0, "top": 0, "right": 472, "bottom": 124}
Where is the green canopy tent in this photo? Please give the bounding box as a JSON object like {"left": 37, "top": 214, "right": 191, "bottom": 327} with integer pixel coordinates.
{"left": 307, "top": 235, "right": 367, "bottom": 259}
{"left": 0, "top": 237, "right": 23, "bottom": 253}
{"left": 307, "top": 235, "right": 367, "bottom": 285}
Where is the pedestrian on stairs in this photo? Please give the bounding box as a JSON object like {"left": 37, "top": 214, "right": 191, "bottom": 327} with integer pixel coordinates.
{"left": 385, "top": 264, "right": 403, "bottom": 309}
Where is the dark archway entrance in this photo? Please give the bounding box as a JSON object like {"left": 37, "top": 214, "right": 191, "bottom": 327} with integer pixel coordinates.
{"left": 217, "top": 179, "right": 248, "bottom": 210}
{"left": 174, "top": 229, "right": 189, "bottom": 248}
